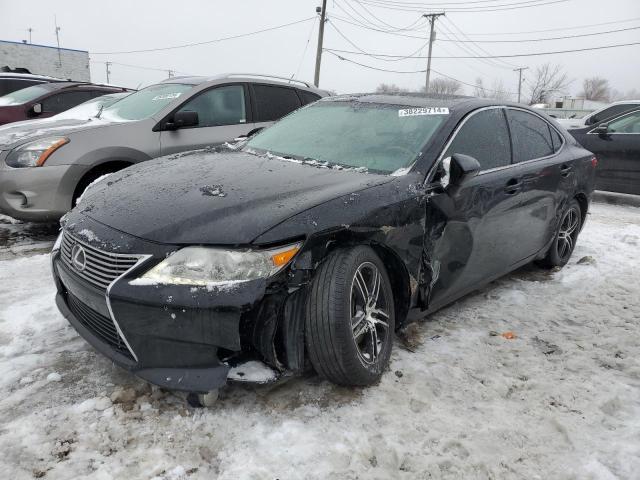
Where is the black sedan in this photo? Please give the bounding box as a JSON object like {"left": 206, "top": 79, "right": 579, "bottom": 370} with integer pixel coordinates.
{"left": 51, "top": 94, "right": 596, "bottom": 401}
{"left": 569, "top": 107, "right": 640, "bottom": 195}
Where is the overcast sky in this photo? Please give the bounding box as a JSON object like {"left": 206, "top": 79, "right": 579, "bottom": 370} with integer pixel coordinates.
{"left": 1, "top": 0, "right": 638, "bottom": 100}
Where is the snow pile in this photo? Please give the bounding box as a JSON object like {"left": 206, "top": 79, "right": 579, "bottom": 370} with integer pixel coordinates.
{"left": 0, "top": 203, "right": 639, "bottom": 479}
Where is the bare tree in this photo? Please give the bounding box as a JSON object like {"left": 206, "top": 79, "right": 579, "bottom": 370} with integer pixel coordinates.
{"left": 610, "top": 88, "right": 640, "bottom": 101}
{"left": 425, "top": 78, "right": 462, "bottom": 95}
{"left": 474, "top": 77, "right": 488, "bottom": 98}
{"left": 527, "top": 63, "right": 571, "bottom": 105}
{"left": 375, "top": 83, "right": 408, "bottom": 94}
{"left": 474, "top": 77, "right": 511, "bottom": 101}
{"left": 581, "top": 77, "right": 610, "bottom": 102}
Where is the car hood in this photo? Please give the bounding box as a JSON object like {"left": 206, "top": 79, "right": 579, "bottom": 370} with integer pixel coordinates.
{"left": 76, "top": 150, "right": 393, "bottom": 245}
{"left": 555, "top": 118, "right": 586, "bottom": 130}
{"left": 0, "top": 117, "right": 119, "bottom": 149}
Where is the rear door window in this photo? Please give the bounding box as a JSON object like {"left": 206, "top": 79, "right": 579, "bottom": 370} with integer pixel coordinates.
{"left": 175, "top": 85, "right": 247, "bottom": 127}
{"left": 607, "top": 110, "right": 640, "bottom": 133}
{"left": 507, "top": 109, "right": 554, "bottom": 162}
{"left": 588, "top": 104, "right": 639, "bottom": 125}
{"left": 444, "top": 108, "right": 511, "bottom": 170}
{"left": 253, "top": 84, "right": 301, "bottom": 122}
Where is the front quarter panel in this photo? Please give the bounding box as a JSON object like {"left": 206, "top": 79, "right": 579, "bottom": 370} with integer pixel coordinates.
{"left": 254, "top": 173, "right": 428, "bottom": 305}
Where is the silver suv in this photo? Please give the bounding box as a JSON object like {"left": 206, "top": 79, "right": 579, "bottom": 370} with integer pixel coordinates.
{"left": 0, "top": 74, "right": 327, "bottom": 222}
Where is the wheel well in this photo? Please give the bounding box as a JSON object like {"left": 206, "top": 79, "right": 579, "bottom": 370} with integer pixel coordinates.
{"left": 574, "top": 193, "right": 588, "bottom": 225}
{"left": 72, "top": 160, "right": 132, "bottom": 205}
{"left": 369, "top": 243, "right": 412, "bottom": 328}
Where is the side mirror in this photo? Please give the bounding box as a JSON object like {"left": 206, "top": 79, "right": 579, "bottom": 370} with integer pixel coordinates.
{"left": 31, "top": 103, "right": 42, "bottom": 115}
{"left": 165, "top": 110, "right": 198, "bottom": 130}
{"left": 441, "top": 153, "right": 481, "bottom": 190}
{"left": 593, "top": 123, "right": 609, "bottom": 135}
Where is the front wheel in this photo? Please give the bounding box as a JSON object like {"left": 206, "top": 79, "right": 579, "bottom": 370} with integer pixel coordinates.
{"left": 305, "top": 246, "right": 395, "bottom": 386}
{"left": 538, "top": 199, "right": 582, "bottom": 269}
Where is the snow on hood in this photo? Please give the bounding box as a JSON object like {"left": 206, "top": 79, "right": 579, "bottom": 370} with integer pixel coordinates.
{"left": 70, "top": 149, "right": 392, "bottom": 245}
{"left": 0, "top": 117, "right": 117, "bottom": 149}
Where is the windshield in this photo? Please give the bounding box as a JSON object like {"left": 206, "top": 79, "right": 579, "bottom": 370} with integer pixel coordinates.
{"left": 99, "top": 83, "right": 193, "bottom": 122}
{"left": 0, "top": 84, "right": 51, "bottom": 106}
{"left": 53, "top": 93, "right": 129, "bottom": 120}
{"left": 245, "top": 101, "right": 447, "bottom": 174}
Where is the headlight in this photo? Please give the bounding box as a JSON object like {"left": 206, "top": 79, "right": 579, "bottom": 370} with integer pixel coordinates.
{"left": 136, "top": 242, "right": 302, "bottom": 286}
{"left": 6, "top": 137, "right": 69, "bottom": 168}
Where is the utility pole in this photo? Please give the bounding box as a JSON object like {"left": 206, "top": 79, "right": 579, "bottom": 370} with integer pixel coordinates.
{"left": 314, "top": 0, "right": 327, "bottom": 87}
{"left": 514, "top": 67, "right": 528, "bottom": 103}
{"left": 54, "top": 16, "right": 62, "bottom": 67}
{"left": 167, "top": 69, "right": 174, "bottom": 78}
{"left": 27, "top": 28, "right": 33, "bottom": 44}
{"left": 423, "top": 12, "right": 445, "bottom": 94}
{"left": 105, "top": 62, "right": 111, "bottom": 83}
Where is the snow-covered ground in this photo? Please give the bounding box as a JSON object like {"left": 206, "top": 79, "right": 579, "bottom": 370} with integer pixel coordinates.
{"left": 0, "top": 203, "right": 639, "bottom": 480}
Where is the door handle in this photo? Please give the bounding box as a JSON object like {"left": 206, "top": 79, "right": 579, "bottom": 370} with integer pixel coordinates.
{"left": 560, "top": 164, "right": 573, "bottom": 177}
{"left": 504, "top": 178, "right": 522, "bottom": 195}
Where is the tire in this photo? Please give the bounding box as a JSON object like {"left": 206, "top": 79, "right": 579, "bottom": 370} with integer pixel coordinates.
{"left": 305, "top": 246, "right": 395, "bottom": 386}
{"left": 537, "top": 199, "right": 582, "bottom": 269}
{"left": 72, "top": 169, "right": 117, "bottom": 207}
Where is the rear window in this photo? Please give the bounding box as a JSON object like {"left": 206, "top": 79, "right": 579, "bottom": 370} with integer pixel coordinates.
{"left": 507, "top": 109, "right": 554, "bottom": 162}
{"left": 0, "top": 79, "right": 44, "bottom": 96}
{"left": 253, "top": 85, "right": 301, "bottom": 122}
{"left": 298, "top": 90, "right": 321, "bottom": 106}
{"left": 0, "top": 84, "right": 51, "bottom": 106}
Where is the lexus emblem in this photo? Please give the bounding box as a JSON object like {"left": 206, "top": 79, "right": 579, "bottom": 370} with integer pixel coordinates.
{"left": 71, "top": 244, "right": 87, "bottom": 272}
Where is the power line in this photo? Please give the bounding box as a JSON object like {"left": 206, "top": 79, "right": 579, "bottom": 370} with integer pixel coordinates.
{"left": 91, "top": 60, "right": 191, "bottom": 75}
{"left": 91, "top": 17, "right": 316, "bottom": 55}
{"left": 438, "top": 17, "right": 515, "bottom": 70}
{"left": 293, "top": 16, "right": 318, "bottom": 80}
{"left": 324, "top": 49, "right": 518, "bottom": 95}
{"left": 438, "top": 25, "right": 640, "bottom": 43}
{"left": 356, "top": 0, "right": 571, "bottom": 13}
{"left": 324, "top": 40, "right": 640, "bottom": 59}
{"left": 328, "top": 19, "right": 429, "bottom": 62}
{"left": 352, "top": 0, "right": 427, "bottom": 32}
{"left": 460, "top": 16, "right": 640, "bottom": 36}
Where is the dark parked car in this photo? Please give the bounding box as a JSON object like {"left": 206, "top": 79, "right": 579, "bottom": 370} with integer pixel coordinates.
{"left": 569, "top": 107, "right": 640, "bottom": 195}
{"left": 52, "top": 94, "right": 596, "bottom": 404}
{"left": 0, "top": 71, "right": 61, "bottom": 97}
{"left": 0, "top": 81, "right": 131, "bottom": 126}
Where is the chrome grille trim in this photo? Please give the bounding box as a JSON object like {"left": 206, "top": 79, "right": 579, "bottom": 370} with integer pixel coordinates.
{"left": 59, "top": 231, "right": 152, "bottom": 363}
{"left": 60, "top": 233, "right": 140, "bottom": 290}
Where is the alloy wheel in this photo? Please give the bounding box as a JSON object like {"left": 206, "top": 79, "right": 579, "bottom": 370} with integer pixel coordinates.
{"left": 557, "top": 206, "right": 580, "bottom": 260}
{"left": 349, "top": 262, "right": 391, "bottom": 366}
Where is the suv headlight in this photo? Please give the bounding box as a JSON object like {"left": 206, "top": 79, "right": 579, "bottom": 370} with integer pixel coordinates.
{"left": 135, "top": 242, "right": 302, "bottom": 286}
{"left": 6, "top": 137, "right": 69, "bottom": 168}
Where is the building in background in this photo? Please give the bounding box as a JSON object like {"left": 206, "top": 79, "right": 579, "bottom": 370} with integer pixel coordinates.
{"left": 0, "top": 40, "right": 89, "bottom": 81}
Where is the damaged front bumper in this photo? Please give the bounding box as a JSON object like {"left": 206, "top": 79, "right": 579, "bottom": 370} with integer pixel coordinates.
{"left": 51, "top": 226, "right": 305, "bottom": 393}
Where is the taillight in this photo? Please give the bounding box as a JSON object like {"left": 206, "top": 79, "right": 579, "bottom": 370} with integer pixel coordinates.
{"left": 591, "top": 156, "right": 598, "bottom": 168}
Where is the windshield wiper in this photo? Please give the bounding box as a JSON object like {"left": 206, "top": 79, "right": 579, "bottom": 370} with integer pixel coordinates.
{"left": 95, "top": 105, "right": 105, "bottom": 119}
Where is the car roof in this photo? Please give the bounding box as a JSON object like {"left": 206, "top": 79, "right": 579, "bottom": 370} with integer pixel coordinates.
{"left": 320, "top": 93, "right": 522, "bottom": 112}
{"left": 32, "top": 81, "right": 131, "bottom": 92}
{"left": 158, "top": 73, "right": 326, "bottom": 95}
{"left": 0, "top": 72, "right": 63, "bottom": 81}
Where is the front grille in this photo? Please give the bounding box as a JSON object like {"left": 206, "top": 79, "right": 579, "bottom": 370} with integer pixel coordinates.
{"left": 66, "top": 291, "right": 135, "bottom": 361}
{"left": 60, "top": 232, "right": 140, "bottom": 290}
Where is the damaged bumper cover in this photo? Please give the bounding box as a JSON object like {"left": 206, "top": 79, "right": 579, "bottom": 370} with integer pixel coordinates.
{"left": 51, "top": 225, "right": 303, "bottom": 392}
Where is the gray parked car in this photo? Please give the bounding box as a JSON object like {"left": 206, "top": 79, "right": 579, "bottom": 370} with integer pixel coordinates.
{"left": 0, "top": 74, "right": 327, "bottom": 222}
